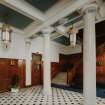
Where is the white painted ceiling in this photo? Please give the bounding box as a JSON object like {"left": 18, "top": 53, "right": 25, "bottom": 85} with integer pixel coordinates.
{"left": 0, "top": 0, "right": 105, "bottom": 43}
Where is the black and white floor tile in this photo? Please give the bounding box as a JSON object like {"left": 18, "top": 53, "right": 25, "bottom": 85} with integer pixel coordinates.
{"left": 0, "top": 86, "right": 105, "bottom": 105}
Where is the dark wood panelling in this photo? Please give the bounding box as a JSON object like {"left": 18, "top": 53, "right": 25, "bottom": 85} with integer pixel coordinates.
{"left": 41, "top": 63, "right": 43, "bottom": 84}
{"left": 31, "top": 53, "right": 42, "bottom": 86}
{"left": 0, "top": 58, "right": 19, "bottom": 92}
{"left": 8, "top": 59, "right": 19, "bottom": 78}
{"left": 66, "top": 53, "right": 83, "bottom": 85}
{"left": 31, "top": 52, "right": 60, "bottom": 85}
{"left": 18, "top": 60, "right": 26, "bottom": 88}
{"left": 96, "top": 43, "right": 105, "bottom": 86}
{"left": 31, "top": 61, "right": 42, "bottom": 86}
{"left": 59, "top": 54, "right": 68, "bottom": 72}
{"left": 59, "top": 53, "right": 82, "bottom": 72}
{"left": 51, "top": 62, "right": 59, "bottom": 80}
{"left": 66, "top": 42, "right": 105, "bottom": 86}
{"left": 0, "top": 58, "right": 26, "bottom": 92}
{"left": 0, "top": 59, "right": 10, "bottom": 92}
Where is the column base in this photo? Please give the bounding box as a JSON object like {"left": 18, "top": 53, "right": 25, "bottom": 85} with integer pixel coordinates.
{"left": 84, "top": 99, "right": 96, "bottom": 105}
{"left": 43, "top": 87, "right": 52, "bottom": 96}
{"left": 84, "top": 102, "right": 96, "bottom": 105}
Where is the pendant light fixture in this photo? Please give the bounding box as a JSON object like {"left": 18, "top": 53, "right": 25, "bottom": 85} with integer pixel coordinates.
{"left": 1, "top": 15, "right": 12, "bottom": 48}
{"left": 68, "top": 25, "right": 78, "bottom": 47}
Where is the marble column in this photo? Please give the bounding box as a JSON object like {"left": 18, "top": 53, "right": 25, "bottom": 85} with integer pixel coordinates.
{"left": 25, "top": 39, "right": 31, "bottom": 86}
{"left": 82, "top": 4, "right": 97, "bottom": 105}
{"left": 42, "top": 27, "right": 53, "bottom": 96}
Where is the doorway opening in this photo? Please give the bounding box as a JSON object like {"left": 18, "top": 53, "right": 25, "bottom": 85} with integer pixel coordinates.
{"left": 31, "top": 53, "right": 42, "bottom": 86}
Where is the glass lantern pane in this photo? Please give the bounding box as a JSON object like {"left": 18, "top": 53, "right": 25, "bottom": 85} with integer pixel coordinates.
{"left": 70, "top": 34, "right": 76, "bottom": 46}
{"left": 6, "top": 31, "right": 10, "bottom": 41}
{"left": 2, "top": 31, "right": 6, "bottom": 41}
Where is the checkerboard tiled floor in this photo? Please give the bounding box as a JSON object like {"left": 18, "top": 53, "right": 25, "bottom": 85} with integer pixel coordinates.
{"left": 0, "top": 86, "right": 105, "bottom": 105}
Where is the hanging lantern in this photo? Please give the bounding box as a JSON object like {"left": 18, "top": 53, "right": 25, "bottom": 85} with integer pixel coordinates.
{"left": 70, "top": 33, "right": 76, "bottom": 47}
{"left": 68, "top": 26, "right": 78, "bottom": 47}
{"left": 1, "top": 23, "right": 12, "bottom": 48}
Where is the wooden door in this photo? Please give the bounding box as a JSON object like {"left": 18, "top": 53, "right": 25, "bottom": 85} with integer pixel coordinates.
{"left": 31, "top": 53, "right": 42, "bottom": 86}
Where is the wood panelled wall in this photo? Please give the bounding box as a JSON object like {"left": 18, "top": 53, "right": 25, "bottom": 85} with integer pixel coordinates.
{"left": 0, "top": 58, "right": 25, "bottom": 92}
{"left": 96, "top": 42, "right": 105, "bottom": 86}
{"left": 0, "top": 57, "right": 63, "bottom": 92}
{"left": 61, "top": 53, "right": 83, "bottom": 85}
{"left": 18, "top": 60, "right": 26, "bottom": 88}
{"left": 67, "top": 42, "right": 105, "bottom": 86}
{"left": 51, "top": 62, "right": 59, "bottom": 80}
{"left": 0, "top": 59, "right": 11, "bottom": 92}
{"left": 59, "top": 54, "right": 68, "bottom": 72}
{"left": 59, "top": 53, "right": 82, "bottom": 72}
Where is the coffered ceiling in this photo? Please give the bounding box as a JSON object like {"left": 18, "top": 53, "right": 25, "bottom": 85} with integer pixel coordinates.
{"left": 25, "top": 0, "right": 59, "bottom": 12}
{"left": 0, "top": 0, "right": 105, "bottom": 46}
{"left": 0, "top": 4, "right": 33, "bottom": 30}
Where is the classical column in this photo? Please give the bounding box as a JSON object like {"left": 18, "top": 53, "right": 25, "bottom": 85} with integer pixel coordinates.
{"left": 82, "top": 4, "right": 97, "bottom": 105}
{"left": 42, "top": 27, "right": 53, "bottom": 96}
{"left": 25, "top": 39, "right": 31, "bottom": 86}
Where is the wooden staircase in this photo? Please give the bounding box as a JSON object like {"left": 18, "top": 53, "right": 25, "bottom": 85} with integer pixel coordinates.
{"left": 67, "top": 42, "right": 105, "bottom": 86}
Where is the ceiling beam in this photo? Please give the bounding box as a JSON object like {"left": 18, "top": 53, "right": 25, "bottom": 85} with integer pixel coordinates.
{"left": 24, "top": 21, "right": 42, "bottom": 34}
{"left": 50, "top": 20, "right": 83, "bottom": 40}
{"left": 46, "top": 0, "right": 74, "bottom": 18}
{"left": 26, "top": 0, "right": 95, "bottom": 38}
{"left": 0, "top": 0, "right": 47, "bottom": 21}
{"left": 23, "top": 0, "right": 72, "bottom": 34}
{"left": 51, "top": 16, "right": 105, "bottom": 40}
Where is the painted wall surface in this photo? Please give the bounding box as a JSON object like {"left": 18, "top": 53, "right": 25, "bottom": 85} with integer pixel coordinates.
{"left": 31, "top": 36, "right": 82, "bottom": 62}
{"left": 0, "top": 31, "right": 25, "bottom": 59}
{"left": 0, "top": 32, "right": 82, "bottom": 61}
{"left": 63, "top": 44, "right": 82, "bottom": 55}
{"left": 31, "top": 37, "right": 61, "bottom": 62}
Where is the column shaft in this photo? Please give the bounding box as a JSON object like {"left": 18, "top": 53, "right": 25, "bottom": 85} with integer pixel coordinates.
{"left": 25, "top": 41, "right": 31, "bottom": 86}
{"left": 83, "top": 6, "right": 97, "bottom": 105}
{"left": 43, "top": 33, "right": 52, "bottom": 95}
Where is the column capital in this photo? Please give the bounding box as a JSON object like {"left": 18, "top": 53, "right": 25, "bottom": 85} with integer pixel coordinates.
{"left": 42, "top": 27, "right": 54, "bottom": 35}
{"left": 25, "top": 38, "right": 31, "bottom": 45}
{"left": 82, "top": 3, "right": 98, "bottom": 14}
